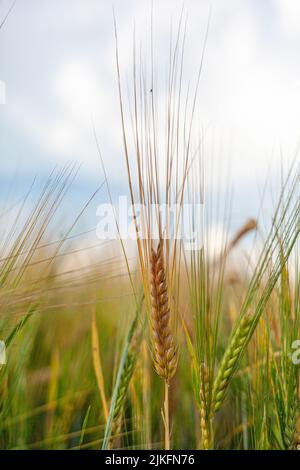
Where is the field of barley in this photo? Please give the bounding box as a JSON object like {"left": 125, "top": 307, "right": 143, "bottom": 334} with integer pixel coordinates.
{"left": 0, "top": 2, "right": 300, "bottom": 451}
{"left": 0, "top": 163, "right": 298, "bottom": 451}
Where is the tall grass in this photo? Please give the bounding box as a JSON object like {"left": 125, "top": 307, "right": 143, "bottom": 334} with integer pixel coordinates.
{"left": 0, "top": 12, "right": 299, "bottom": 451}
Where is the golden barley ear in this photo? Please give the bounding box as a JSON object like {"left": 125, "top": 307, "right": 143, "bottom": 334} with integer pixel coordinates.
{"left": 149, "top": 241, "right": 177, "bottom": 383}
{"left": 229, "top": 218, "right": 258, "bottom": 250}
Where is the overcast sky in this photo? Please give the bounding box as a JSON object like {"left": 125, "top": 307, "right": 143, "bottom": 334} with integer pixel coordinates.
{"left": 0, "top": 0, "right": 300, "bottom": 231}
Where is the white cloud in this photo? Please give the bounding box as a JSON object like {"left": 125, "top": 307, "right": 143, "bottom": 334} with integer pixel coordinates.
{"left": 276, "top": 0, "right": 300, "bottom": 37}
{"left": 1, "top": 0, "right": 299, "bottom": 202}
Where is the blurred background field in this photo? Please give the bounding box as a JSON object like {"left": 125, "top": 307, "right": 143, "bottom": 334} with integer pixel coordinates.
{"left": 0, "top": 164, "right": 298, "bottom": 450}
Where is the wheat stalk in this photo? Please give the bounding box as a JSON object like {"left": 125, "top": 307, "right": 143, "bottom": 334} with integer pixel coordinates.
{"left": 91, "top": 310, "right": 109, "bottom": 422}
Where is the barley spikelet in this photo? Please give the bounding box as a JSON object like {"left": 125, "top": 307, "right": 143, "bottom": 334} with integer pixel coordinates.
{"left": 295, "top": 429, "right": 300, "bottom": 450}
{"left": 296, "top": 410, "right": 300, "bottom": 450}
{"left": 284, "top": 366, "right": 299, "bottom": 450}
{"left": 215, "top": 218, "right": 258, "bottom": 267}
{"left": 213, "top": 314, "right": 252, "bottom": 413}
{"left": 229, "top": 218, "right": 257, "bottom": 250}
{"left": 109, "top": 348, "right": 137, "bottom": 448}
{"left": 150, "top": 241, "right": 177, "bottom": 383}
{"left": 109, "top": 319, "right": 143, "bottom": 449}
{"left": 199, "top": 363, "right": 212, "bottom": 450}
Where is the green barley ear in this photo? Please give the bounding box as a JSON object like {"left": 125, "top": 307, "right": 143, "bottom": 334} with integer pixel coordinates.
{"left": 212, "top": 314, "right": 253, "bottom": 413}
{"left": 284, "top": 364, "right": 299, "bottom": 450}
{"left": 102, "top": 299, "right": 144, "bottom": 450}
{"left": 109, "top": 322, "right": 143, "bottom": 449}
